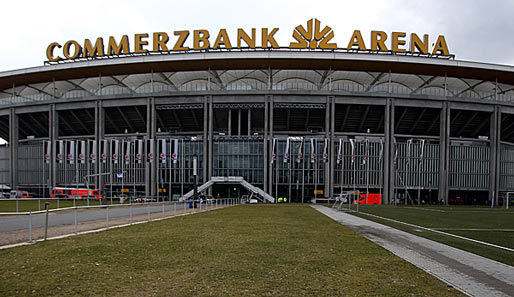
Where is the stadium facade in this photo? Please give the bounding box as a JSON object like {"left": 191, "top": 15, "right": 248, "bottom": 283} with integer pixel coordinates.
{"left": 1, "top": 20, "right": 514, "bottom": 205}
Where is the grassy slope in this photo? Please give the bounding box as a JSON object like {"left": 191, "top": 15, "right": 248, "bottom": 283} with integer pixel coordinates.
{"left": 350, "top": 205, "right": 514, "bottom": 265}
{"left": 0, "top": 205, "right": 460, "bottom": 296}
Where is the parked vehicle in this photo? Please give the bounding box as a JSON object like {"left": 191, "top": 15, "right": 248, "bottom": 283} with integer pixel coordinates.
{"left": 50, "top": 187, "right": 103, "bottom": 200}
{"left": 10, "top": 190, "right": 32, "bottom": 199}
{"left": 354, "top": 193, "right": 382, "bottom": 205}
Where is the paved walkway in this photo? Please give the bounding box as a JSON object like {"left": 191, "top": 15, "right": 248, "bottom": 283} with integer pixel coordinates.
{"left": 312, "top": 205, "right": 514, "bottom": 297}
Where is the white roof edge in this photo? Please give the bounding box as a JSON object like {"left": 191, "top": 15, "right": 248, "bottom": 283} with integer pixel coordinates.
{"left": 1, "top": 51, "right": 514, "bottom": 79}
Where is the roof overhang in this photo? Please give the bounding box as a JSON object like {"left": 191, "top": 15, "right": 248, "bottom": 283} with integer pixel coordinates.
{"left": 1, "top": 50, "right": 514, "bottom": 90}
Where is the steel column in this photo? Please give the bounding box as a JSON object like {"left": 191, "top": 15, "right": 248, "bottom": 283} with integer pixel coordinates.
{"left": 49, "top": 104, "right": 58, "bottom": 195}
{"left": 324, "top": 96, "right": 330, "bottom": 198}
{"left": 384, "top": 98, "right": 394, "bottom": 204}
{"left": 264, "top": 95, "right": 269, "bottom": 194}
{"left": 438, "top": 102, "right": 449, "bottom": 204}
{"left": 329, "top": 96, "right": 335, "bottom": 198}
{"left": 490, "top": 105, "right": 501, "bottom": 205}
{"left": 9, "top": 108, "right": 18, "bottom": 190}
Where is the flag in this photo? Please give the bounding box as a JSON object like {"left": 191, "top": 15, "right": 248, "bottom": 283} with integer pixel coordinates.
{"left": 146, "top": 139, "right": 154, "bottom": 163}
{"left": 349, "top": 139, "right": 355, "bottom": 164}
{"left": 116, "top": 173, "right": 123, "bottom": 181}
{"left": 296, "top": 139, "right": 304, "bottom": 163}
{"left": 337, "top": 139, "right": 342, "bottom": 164}
{"left": 420, "top": 140, "right": 425, "bottom": 159}
{"left": 111, "top": 139, "right": 119, "bottom": 164}
{"left": 135, "top": 140, "right": 143, "bottom": 163}
{"left": 100, "top": 140, "right": 108, "bottom": 163}
{"left": 44, "top": 140, "right": 51, "bottom": 164}
{"left": 78, "top": 140, "right": 86, "bottom": 164}
{"left": 67, "top": 140, "right": 75, "bottom": 164}
{"left": 378, "top": 139, "right": 384, "bottom": 162}
{"left": 172, "top": 139, "right": 179, "bottom": 164}
{"left": 283, "top": 138, "right": 290, "bottom": 163}
{"left": 363, "top": 139, "right": 369, "bottom": 165}
{"left": 57, "top": 140, "right": 64, "bottom": 163}
{"left": 407, "top": 139, "right": 412, "bottom": 164}
{"left": 123, "top": 140, "right": 131, "bottom": 164}
{"left": 310, "top": 139, "right": 316, "bottom": 163}
{"left": 159, "top": 139, "right": 167, "bottom": 164}
{"left": 89, "top": 140, "right": 97, "bottom": 164}
{"left": 323, "top": 139, "right": 329, "bottom": 162}
{"left": 271, "top": 138, "right": 276, "bottom": 164}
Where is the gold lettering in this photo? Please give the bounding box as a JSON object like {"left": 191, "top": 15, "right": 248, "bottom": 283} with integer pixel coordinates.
{"left": 262, "top": 28, "right": 279, "bottom": 48}
{"left": 173, "top": 31, "right": 190, "bottom": 51}
{"left": 63, "top": 40, "right": 82, "bottom": 59}
{"left": 237, "top": 28, "right": 256, "bottom": 48}
{"left": 153, "top": 32, "right": 169, "bottom": 51}
{"left": 392, "top": 32, "right": 406, "bottom": 52}
{"left": 371, "top": 31, "right": 388, "bottom": 51}
{"left": 289, "top": 30, "right": 308, "bottom": 48}
{"left": 83, "top": 38, "right": 104, "bottom": 58}
{"left": 193, "top": 30, "right": 210, "bottom": 50}
{"left": 432, "top": 35, "right": 450, "bottom": 55}
{"left": 46, "top": 42, "right": 61, "bottom": 62}
{"left": 135, "top": 33, "right": 149, "bottom": 53}
{"left": 213, "top": 29, "right": 232, "bottom": 49}
{"left": 108, "top": 35, "right": 130, "bottom": 55}
{"left": 347, "top": 30, "right": 366, "bottom": 50}
{"left": 410, "top": 33, "right": 428, "bottom": 54}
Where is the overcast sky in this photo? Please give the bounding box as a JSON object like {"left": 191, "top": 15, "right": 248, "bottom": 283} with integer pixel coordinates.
{"left": 1, "top": 0, "right": 513, "bottom": 72}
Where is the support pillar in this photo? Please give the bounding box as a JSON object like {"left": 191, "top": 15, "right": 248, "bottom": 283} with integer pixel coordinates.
{"left": 49, "top": 104, "right": 58, "bottom": 195}
{"left": 384, "top": 98, "right": 394, "bottom": 204}
{"left": 94, "top": 101, "right": 103, "bottom": 191}
{"left": 9, "top": 108, "right": 18, "bottom": 190}
{"left": 329, "top": 96, "right": 335, "bottom": 198}
{"left": 490, "top": 105, "right": 501, "bottom": 206}
{"left": 438, "top": 102, "right": 449, "bottom": 204}
{"left": 324, "top": 97, "right": 330, "bottom": 198}
{"left": 146, "top": 98, "right": 156, "bottom": 197}
{"left": 264, "top": 96, "right": 269, "bottom": 194}
{"left": 268, "top": 96, "right": 274, "bottom": 198}
{"left": 204, "top": 96, "right": 210, "bottom": 194}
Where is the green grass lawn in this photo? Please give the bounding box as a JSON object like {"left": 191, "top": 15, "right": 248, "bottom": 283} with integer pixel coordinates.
{"left": 0, "top": 199, "right": 124, "bottom": 212}
{"left": 348, "top": 205, "right": 514, "bottom": 265}
{"left": 0, "top": 205, "right": 461, "bottom": 296}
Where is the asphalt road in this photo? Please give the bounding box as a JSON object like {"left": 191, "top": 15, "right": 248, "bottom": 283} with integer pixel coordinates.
{"left": 0, "top": 202, "right": 215, "bottom": 233}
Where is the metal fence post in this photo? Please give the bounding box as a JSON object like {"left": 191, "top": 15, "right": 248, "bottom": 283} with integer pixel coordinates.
{"left": 162, "top": 201, "right": 165, "bottom": 218}
{"left": 106, "top": 206, "right": 109, "bottom": 230}
{"left": 147, "top": 203, "right": 150, "bottom": 221}
{"left": 44, "top": 202, "right": 49, "bottom": 241}
{"left": 74, "top": 207, "right": 78, "bottom": 235}
{"left": 28, "top": 211, "right": 32, "bottom": 242}
{"left": 38, "top": 199, "right": 41, "bottom": 211}
{"left": 130, "top": 204, "right": 133, "bottom": 225}
{"left": 174, "top": 202, "right": 176, "bottom": 216}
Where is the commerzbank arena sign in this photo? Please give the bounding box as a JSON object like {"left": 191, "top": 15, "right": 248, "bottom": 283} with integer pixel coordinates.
{"left": 46, "top": 18, "right": 451, "bottom": 63}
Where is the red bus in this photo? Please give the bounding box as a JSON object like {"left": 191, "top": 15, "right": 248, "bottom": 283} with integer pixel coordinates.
{"left": 50, "top": 187, "right": 103, "bottom": 200}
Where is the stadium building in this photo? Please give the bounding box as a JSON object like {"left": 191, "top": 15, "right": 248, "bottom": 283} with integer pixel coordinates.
{"left": 1, "top": 20, "right": 514, "bottom": 205}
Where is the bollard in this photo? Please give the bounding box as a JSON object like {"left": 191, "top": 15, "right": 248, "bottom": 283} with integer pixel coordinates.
{"left": 38, "top": 199, "right": 41, "bottom": 211}
{"left": 28, "top": 211, "right": 33, "bottom": 243}
{"left": 174, "top": 202, "right": 176, "bottom": 217}
{"left": 162, "top": 201, "right": 165, "bottom": 218}
{"left": 44, "top": 202, "right": 49, "bottom": 241}
{"left": 147, "top": 203, "right": 150, "bottom": 221}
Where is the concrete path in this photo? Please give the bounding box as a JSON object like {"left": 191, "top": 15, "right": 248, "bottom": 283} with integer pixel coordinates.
{"left": 313, "top": 205, "right": 514, "bottom": 297}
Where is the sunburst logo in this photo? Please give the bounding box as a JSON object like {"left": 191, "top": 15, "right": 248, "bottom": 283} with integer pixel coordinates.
{"left": 290, "top": 18, "right": 337, "bottom": 49}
